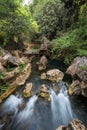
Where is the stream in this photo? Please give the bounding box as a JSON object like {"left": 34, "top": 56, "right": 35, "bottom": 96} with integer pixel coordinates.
{"left": 0, "top": 59, "right": 87, "bottom": 130}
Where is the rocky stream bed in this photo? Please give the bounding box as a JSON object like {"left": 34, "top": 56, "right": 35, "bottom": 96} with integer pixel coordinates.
{"left": 0, "top": 46, "right": 87, "bottom": 130}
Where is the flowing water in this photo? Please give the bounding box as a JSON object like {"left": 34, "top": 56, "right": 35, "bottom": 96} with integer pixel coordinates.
{"left": 51, "top": 85, "right": 73, "bottom": 127}
{"left": 0, "top": 60, "right": 87, "bottom": 130}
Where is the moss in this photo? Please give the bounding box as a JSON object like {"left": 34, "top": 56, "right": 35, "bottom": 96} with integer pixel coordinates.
{"left": 6, "top": 65, "right": 15, "bottom": 72}
{"left": 80, "top": 66, "right": 87, "bottom": 71}
{"left": 0, "top": 71, "right": 5, "bottom": 79}
{"left": 18, "top": 63, "right": 26, "bottom": 73}
{"left": 0, "top": 84, "right": 9, "bottom": 96}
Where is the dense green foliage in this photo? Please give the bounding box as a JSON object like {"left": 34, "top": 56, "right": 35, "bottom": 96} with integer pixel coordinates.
{"left": 30, "top": 0, "right": 87, "bottom": 64}
{"left": 31, "top": 0, "right": 66, "bottom": 39}
{"left": 0, "top": 0, "right": 38, "bottom": 48}
{"left": 0, "top": 0, "right": 87, "bottom": 63}
{"left": 52, "top": 2, "right": 87, "bottom": 64}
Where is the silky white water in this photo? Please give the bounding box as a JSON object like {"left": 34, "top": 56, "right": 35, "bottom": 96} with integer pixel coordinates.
{"left": 2, "top": 95, "right": 23, "bottom": 115}
{"left": 51, "top": 84, "right": 73, "bottom": 126}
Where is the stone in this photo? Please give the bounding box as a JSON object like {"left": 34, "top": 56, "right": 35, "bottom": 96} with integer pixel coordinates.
{"left": 24, "top": 49, "right": 39, "bottom": 55}
{"left": 38, "top": 55, "right": 48, "bottom": 70}
{"left": 66, "top": 57, "right": 87, "bottom": 79}
{"left": 46, "top": 69, "right": 64, "bottom": 82}
{"left": 41, "top": 73, "right": 46, "bottom": 79}
{"left": 39, "top": 84, "right": 51, "bottom": 101}
{"left": 81, "top": 82, "right": 87, "bottom": 97}
{"left": 11, "top": 50, "right": 21, "bottom": 60}
{"left": 20, "top": 56, "right": 30, "bottom": 64}
{"left": 2, "top": 67, "right": 19, "bottom": 83}
{"left": 1, "top": 53, "right": 20, "bottom": 67}
{"left": 0, "top": 63, "right": 31, "bottom": 103}
{"left": 68, "top": 80, "right": 81, "bottom": 96}
{"left": 56, "top": 119, "right": 87, "bottom": 130}
{"left": 0, "top": 62, "right": 6, "bottom": 72}
{"left": 66, "top": 57, "right": 87, "bottom": 97}
{"left": 23, "top": 82, "right": 33, "bottom": 98}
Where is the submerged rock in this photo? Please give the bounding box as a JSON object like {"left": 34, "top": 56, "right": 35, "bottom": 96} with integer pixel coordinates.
{"left": 66, "top": 57, "right": 87, "bottom": 97}
{"left": 56, "top": 119, "right": 87, "bottom": 130}
{"left": 41, "top": 69, "right": 64, "bottom": 83}
{"left": 39, "top": 84, "right": 51, "bottom": 101}
{"left": 23, "top": 82, "right": 33, "bottom": 98}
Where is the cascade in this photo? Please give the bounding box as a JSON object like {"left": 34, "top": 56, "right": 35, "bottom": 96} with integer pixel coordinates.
{"left": 2, "top": 95, "right": 23, "bottom": 115}
{"left": 51, "top": 83, "right": 73, "bottom": 126}
{"left": 15, "top": 95, "right": 38, "bottom": 123}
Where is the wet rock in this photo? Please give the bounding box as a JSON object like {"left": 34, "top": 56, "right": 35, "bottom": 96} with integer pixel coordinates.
{"left": 39, "top": 84, "right": 51, "bottom": 101}
{"left": 23, "top": 82, "right": 33, "bottom": 98}
{"left": 56, "top": 119, "right": 87, "bottom": 130}
{"left": 0, "top": 63, "right": 31, "bottom": 103}
{"left": 81, "top": 82, "right": 87, "bottom": 97}
{"left": 37, "top": 55, "right": 48, "bottom": 70}
{"left": 66, "top": 57, "right": 87, "bottom": 97}
{"left": 69, "top": 80, "right": 81, "bottom": 96}
{"left": 51, "top": 83, "right": 60, "bottom": 94}
{"left": 42, "top": 69, "right": 64, "bottom": 82}
{"left": 41, "top": 73, "right": 47, "bottom": 79}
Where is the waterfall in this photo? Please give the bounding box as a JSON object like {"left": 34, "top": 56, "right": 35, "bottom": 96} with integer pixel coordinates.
{"left": 0, "top": 124, "right": 4, "bottom": 130}
{"left": 50, "top": 89, "right": 59, "bottom": 123}
{"left": 50, "top": 83, "right": 73, "bottom": 126}
{"left": 2, "top": 95, "right": 23, "bottom": 115}
{"left": 16, "top": 95, "right": 38, "bottom": 123}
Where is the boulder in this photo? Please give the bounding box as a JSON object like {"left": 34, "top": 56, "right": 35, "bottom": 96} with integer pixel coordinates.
{"left": 41, "top": 73, "right": 46, "bottom": 79}
{"left": 66, "top": 57, "right": 87, "bottom": 80}
{"left": 39, "top": 84, "right": 51, "bottom": 101}
{"left": 56, "top": 119, "right": 87, "bottom": 130}
{"left": 23, "top": 83, "right": 33, "bottom": 98}
{"left": 81, "top": 82, "right": 87, "bottom": 97}
{"left": 0, "top": 62, "right": 6, "bottom": 72}
{"left": 38, "top": 55, "right": 48, "bottom": 70}
{"left": 42, "top": 69, "right": 64, "bottom": 82}
{"left": 2, "top": 67, "right": 19, "bottom": 83}
{"left": 69, "top": 80, "right": 81, "bottom": 96}
{"left": 0, "top": 63, "right": 31, "bottom": 103}
{"left": 66, "top": 57, "right": 87, "bottom": 97}
{"left": 1, "top": 53, "right": 20, "bottom": 67}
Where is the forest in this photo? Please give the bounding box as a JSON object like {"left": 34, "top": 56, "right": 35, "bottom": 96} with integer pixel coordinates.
{"left": 0, "top": 0, "right": 87, "bottom": 130}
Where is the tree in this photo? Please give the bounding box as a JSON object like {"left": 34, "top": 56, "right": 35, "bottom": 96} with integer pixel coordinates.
{"left": 0, "top": 0, "right": 38, "bottom": 49}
